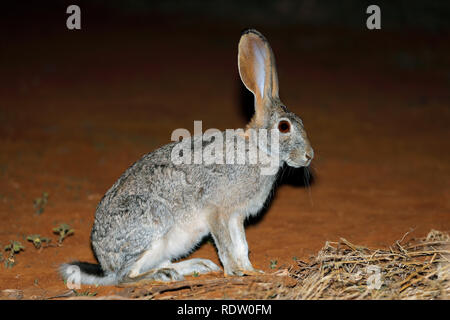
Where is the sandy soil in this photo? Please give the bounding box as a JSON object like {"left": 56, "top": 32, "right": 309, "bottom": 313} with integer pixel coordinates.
{"left": 0, "top": 16, "right": 449, "bottom": 299}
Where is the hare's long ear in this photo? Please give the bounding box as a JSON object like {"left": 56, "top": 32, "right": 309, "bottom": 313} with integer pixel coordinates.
{"left": 238, "top": 29, "right": 279, "bottom": 126}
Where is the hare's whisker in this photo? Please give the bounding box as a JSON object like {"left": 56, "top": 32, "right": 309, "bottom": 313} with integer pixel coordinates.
{"left": 305, "top": 166, "right": 314, "bottom": 207}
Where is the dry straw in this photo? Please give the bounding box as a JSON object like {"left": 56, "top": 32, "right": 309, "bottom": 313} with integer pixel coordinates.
{"left": 274, "top": 229, "right": 449, "bottom": 300}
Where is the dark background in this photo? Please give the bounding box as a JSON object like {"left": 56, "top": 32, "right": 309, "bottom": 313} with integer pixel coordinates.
{"left": 2, "top": 0, "right": 450, "bottom": 31}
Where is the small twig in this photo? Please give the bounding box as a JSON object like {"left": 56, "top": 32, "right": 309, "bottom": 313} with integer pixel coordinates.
{"left": 119, "top": 274, "right": 281, "bottom": 298}
{"left": 398, "top": 254, "right": 437, "bottom": 292}
{"left": 398, "top": 228, "right": 416, "bottom": 245}
{"left": 46, "top": 290, "right": 76, "bottom": 299}
{"left": 340, "top": 238, "right": 357, "bottom": 251}
{"left": 408, "top": 250, "right": 450, "bottom": 257}
{"left": 395, "top": 241, "right": 410, "bottom": 258}
{"left": 404, "top": 241, "right": 450, "bottom": 250}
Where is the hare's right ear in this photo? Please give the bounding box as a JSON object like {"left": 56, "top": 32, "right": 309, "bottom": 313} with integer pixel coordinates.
{"left": 238, "top": 29, "right": 279, "bottom": 126}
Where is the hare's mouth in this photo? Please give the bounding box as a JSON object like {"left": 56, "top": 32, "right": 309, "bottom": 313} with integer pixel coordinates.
{"left": 286, "top": 158, "right": 311, "bottom": 168}
{"left": 287, "top": 148, "right": 314, "bottom": 168}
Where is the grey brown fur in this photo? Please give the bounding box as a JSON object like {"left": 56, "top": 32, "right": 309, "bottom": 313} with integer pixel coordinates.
{"left": 60, "top": 29, "right": 314, "bottom": 285}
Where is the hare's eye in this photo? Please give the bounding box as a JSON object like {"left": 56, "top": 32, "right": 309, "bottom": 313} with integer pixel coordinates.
{"left": 278, "top": 120, "right": 291, "bottom": 133}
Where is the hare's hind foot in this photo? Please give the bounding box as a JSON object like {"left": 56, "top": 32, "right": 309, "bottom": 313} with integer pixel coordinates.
{"left": 171, "top": 258, "right": 221, "bottom": 276}
{"left": 121, "top": 258, "right": 221, "bottom": 285}
{"left": 121, "top": 267, "right": 185, "bottom": 284}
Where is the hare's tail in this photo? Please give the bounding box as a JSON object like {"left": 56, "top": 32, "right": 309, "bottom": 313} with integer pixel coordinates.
{"left": 59, "top": 261, "right": 118, "bottom": 286}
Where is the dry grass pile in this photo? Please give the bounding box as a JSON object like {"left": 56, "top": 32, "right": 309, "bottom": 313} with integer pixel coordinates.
{"left": 273, "top": 229, "right": 449, "bottom": 299}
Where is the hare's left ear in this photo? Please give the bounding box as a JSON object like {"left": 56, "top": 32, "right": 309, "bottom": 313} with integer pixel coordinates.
{"left": 238, "top": 29, "right": 279, "bottom": 125}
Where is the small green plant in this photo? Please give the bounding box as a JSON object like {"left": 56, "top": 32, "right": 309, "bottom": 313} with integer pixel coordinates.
{"left": 53, "top": 223, "right": 74, "bottom": 244}
{"left": 269, "top": 260, "right": 278, "bottom": 269}
{"left": 193, "top": 271, "right": 199, "bottom": 277}
{"left": 33, "top": 192, "right": 49, "bottom": 215}
{"left": 292, "top": 256, "right": 298, "bottom": 261}
{"left": 4, "top": 241, "right": 25, "bottom": 254}
{"left": 4, "top": 241, "right": 25, "bottom": 268}
{"left": 73, "top": 290, "right": 97, "bottom": 297}
{"left": 27, "top": 234, "right": 51, "bottom": 249}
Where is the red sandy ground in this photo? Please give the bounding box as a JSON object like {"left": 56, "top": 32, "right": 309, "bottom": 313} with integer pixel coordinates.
{"left": 0, "top": 19, "right": 449, "bottom": 299}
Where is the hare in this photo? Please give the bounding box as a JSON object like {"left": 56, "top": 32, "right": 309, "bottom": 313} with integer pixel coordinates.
{"left": 60, "top": 29, "right": 314, "bottom": 285}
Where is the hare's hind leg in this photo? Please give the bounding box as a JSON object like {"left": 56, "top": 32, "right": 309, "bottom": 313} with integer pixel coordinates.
{"left": 121, "top": 233, "right": 219, "bottom": 283}
{"left": 122, "top": 241, "right": 185, "bottom": 283}
{"left": 122, "top": 254, "right": 184, "bottom": 284}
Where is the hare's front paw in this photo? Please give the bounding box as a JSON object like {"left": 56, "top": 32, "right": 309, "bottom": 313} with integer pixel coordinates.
{"left": 224, "top": 269, "right": 244, "bottom": 277}
{"left": 242, "top": 268, "right": 264, "bottom": 276}
{"left": 224, "top": 268, "right": 264, "bottom": 277}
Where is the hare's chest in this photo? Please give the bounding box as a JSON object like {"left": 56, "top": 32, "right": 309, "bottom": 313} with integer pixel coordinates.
{"left": 243, "top": 176, "right": 277, "bottom": 218}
